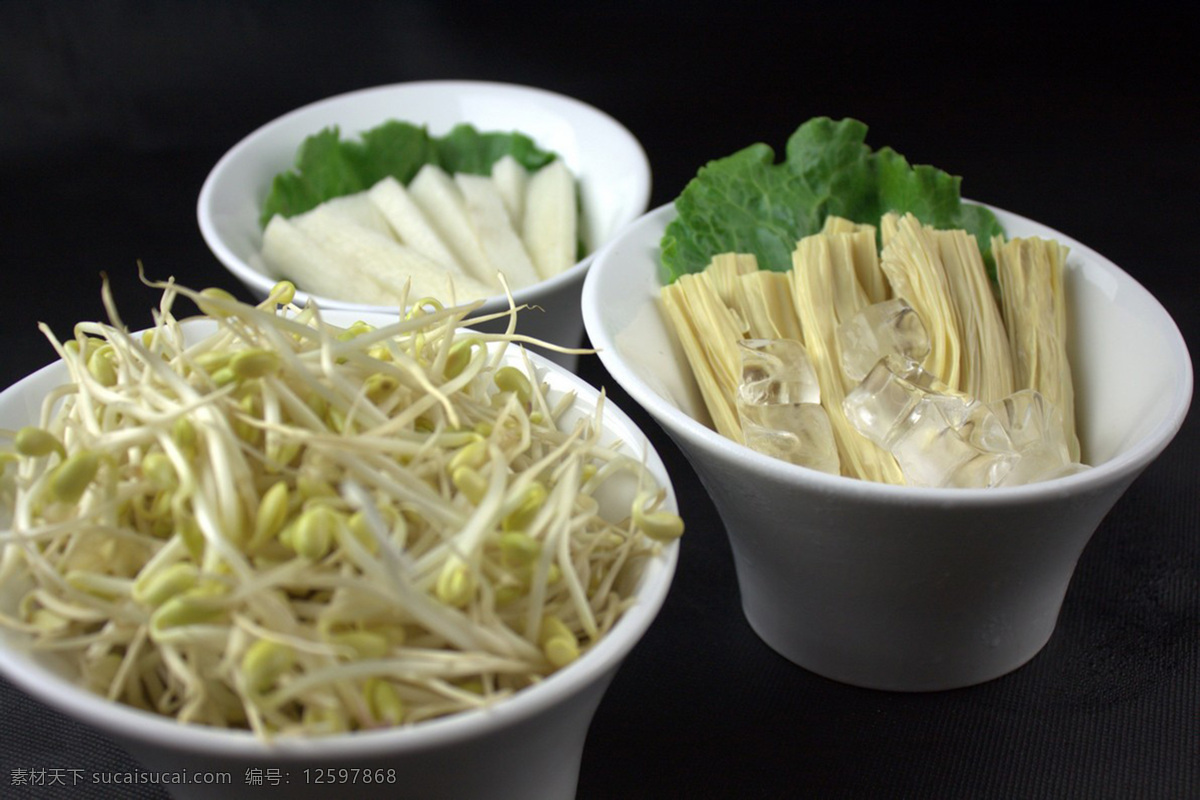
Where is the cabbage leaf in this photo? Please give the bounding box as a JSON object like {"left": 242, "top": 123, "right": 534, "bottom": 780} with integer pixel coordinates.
{"left": 659, "top": 117, "right": 1004, "bottom": 283}
{"left": 261, "top": 122, "right": 557, "bottom": 227}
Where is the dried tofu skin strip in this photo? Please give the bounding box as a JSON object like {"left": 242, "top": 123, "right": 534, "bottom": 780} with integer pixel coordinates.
{"left": 791, "top": 233, "right": 904, "bottom": 484}
{"left": 704, "top": 252, "right": 759, "bottom": 304}
{"left": 879, "top": 213, "right": 964, "bottom": 391}
{"left": 699, "top": 253, "right": 804, "bottom": 342}
{"left": 993, "top": 236, "right": 1081, "bottom": 461}
{"left": 703, "top": 253, "right": 758, "bottom": 339}
{"left": 933, "top": 228, "right": 1015, "bottom": 403}
{"left": 738, "top": 270, "right": 804, "bottom": 342}
{"left": 822, "top": 216, "right": 890, "bottom": 305}
{"left": 661, "top": 271, "right": 746, "bottom": 443}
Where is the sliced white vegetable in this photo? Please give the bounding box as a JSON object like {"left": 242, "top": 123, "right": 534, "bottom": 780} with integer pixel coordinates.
{"left": 455, "top": 172, "right": 542, "bottom": 290}
{"left": 367, "top": 176, "right": 467, "bottom": 276}
{"left": 407, "top": 164, "right": 498, "bottom": 289}
{"left": 313, "top": 192, "right": 392, "bottom": 236}
{"left": 295, "top": 206, "right": 494, "bottom": 303}
{"left": 490, "top": 154, "right": 528, "bottom": 229}
{"left": 260, "top": 215, "right": 406, "bottom": 305}
{"left": 522, "top": 159, "right": 578, "bottom": 281}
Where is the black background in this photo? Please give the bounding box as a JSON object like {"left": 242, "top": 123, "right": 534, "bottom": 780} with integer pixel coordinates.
{"left": 1, "top": 3, "right": 1197, "bottom": 798}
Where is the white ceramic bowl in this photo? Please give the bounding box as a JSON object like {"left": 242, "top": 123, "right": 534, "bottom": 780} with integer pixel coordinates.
{"left": 0, "top": 312, "right": 679, "bottom": 800}
{"left": 197, "top": 80, "right": 652, "bottom": 371}
{"left": 582, "top": 202, "right": 1192, "bottom": 692}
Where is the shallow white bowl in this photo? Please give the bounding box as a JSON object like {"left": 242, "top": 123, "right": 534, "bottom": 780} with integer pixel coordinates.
{"left": 582, "top": 202, "right": 1192, "bottom": 691}
{"left": 197, "top": 81, "right": 652, "bottom": 370}
{"left": 0, "top": 311, "right": 679, "bottom": 799}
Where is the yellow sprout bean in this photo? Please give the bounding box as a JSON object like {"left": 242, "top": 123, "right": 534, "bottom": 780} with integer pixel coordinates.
{"left": 240, "top": 639, "right": 294, "bottom": 693}
{"left": 436, "top": 561, "right": 474, "bottom": 608}
{"left": 364, "top": 373, "right": 399, "bottom": 404}
{"left": 290, "top": 505, "right": 339, "bottom": 560}
{"left": 494, "top": 583, "right": 526, "bottom": 606}
{"left": 268, "top": 280, "right": 296, "bottom": 306}
{"left": 196, "top": 287, "right": 237, "bottom": 318}
{"left": 345, "top": 511, "right": 380, "bottom": 555}
{"left": 150, "top": 591, "right": 225, "bottom": 632}
{"left": 65, "top": 570, "right": 130, "bottom": 600}
{"left": 633, "top": 492, "right": 685, "bottom": 542}
{"left": 230, "top": 348, "right": 282, "bottom": 380}
{"left": 538, "top": 614, "right": 574, "bottom": 646}
{"left": 539, "top": 615, "right": 579, "bottom": 668}
{"left": 329, "top": 630, "right": 389, "bottom": 660}
{"left": 365, "top": 678, "right": 405, "bottom": 725}
{"left": 30, "top": 608, "right": 69, "bottom": 633}
{"left": 499, "top": 531, "right": 541, "bottom": 567}
{"left": 543, "top": 636, "right": 579, "bottom": 668}
{"left": 141, "top": 452, "right": 176, "bottom": 490}
{"left": 176, "top": 514, "right": 205, "bottom": 561}
{"left": 133, "top": 562, "right": 199, "bottom": 607}
{"left": 206, "top": 365, "right": 235, "bottom": 387}
{"left": 405, "top": 298, "right": 444, "bottom": 319}
{"left": 171, "top": 417, "right": 197, "bottom": 457}
{"left": 14, "top": 427, "right": 65, "bottom": 459}
{"left": 335, "top": 321, "right": 375, "bottom": 342}
{"left": 503, "top": 482, "right": 546, "bottom": 532}
{"left": 87, "top": 346, "right": 118, "bottom": 387}
{"left": 367, "top": 343, "right": 393, "bottom": 362}
{"left": 296, "top": 472, "right": 336, "bottom": 501}
{"left": 251, "top": 481, "right": 290, "bottom": 549}
{"left": 302, "top": 705, "right": 350, "bottom": 735}
{"left": 193, "top": 350, "right": 231, "bottom": 374}
{"left": 444, "top": 337, "right": 480, "bottom": 380}
{"left": 493, "top": 366, "right": 533, "bottom": 403}
{"left": 235, "top": 394, "right": 263, "bottom": 445}
{"left": 48, "top": 451, "right": 100, "bottom": 504}
{"left": 451, "top": 466, "right": 487, "bottom": 505}
{"left": 448, "top": 437, "right": 488, "bottom": 473}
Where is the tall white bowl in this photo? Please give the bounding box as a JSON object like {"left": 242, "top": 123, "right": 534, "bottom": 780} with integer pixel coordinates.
{"left": 0, "top": 312, "right": 679, "bottom": 799}
{"left": 582, "top": 202, "right": 1192, "bottom": 692}
{"left": 197, "top": 81, "right": 652, "bottom": 370}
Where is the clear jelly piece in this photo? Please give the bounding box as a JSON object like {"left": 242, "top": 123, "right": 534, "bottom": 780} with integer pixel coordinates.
{"left": 737, "top": 338, "right": 821, "bottom": 406}
{"left": 989, "top": 389, "right": 1086, "bottom": 486}
{"left": 738, "top": 400, "right": 841, "bottom": 475}
{"left": 842, "top": 354, "right": 963, "bottom": 449}
{"left": 889, "top": 397, "right": 1017, "bottom": 488}
{"left": 836, "top": 298, "right": 931, "bottom": 383}
{"left": 736, "top": 338, "right": 839, "bottom": 474}
{"left": 844, "top": 355, "right": 1016, "bottom": 488}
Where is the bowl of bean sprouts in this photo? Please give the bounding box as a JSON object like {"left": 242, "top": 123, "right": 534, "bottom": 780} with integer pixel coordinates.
{"left": 0, "top": 278, "right": 682, "bottom": 799}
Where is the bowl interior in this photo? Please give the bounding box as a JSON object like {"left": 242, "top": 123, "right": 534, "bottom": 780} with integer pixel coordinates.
{"left": 198, "top": 81, "right": 651, "bottom": 310}
{"left": 0, "top": 311, "right": 678, "bottom": 758}
{"left": 583, "top": 203, "right": 1193, "bottom": 486}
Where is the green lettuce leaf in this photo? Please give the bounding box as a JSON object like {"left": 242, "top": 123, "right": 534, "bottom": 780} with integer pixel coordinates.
{"left": 260, "top": 122, "right": 558, "bottom": 227}
{"left": 659, "top": 117, "right": 1004, "bottom": 283}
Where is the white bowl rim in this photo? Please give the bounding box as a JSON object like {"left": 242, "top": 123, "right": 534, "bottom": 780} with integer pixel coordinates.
{"left": 582, "top": 200, "right": 1194, "bottom": 508}
{"left": 0, "top": 322, "right": 679, "bottom": 759}
{"left": 196, "top": 79, "right": 652, "bottom": 314}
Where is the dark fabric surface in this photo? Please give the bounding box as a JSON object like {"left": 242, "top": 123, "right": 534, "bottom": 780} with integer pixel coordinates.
{"left": 1, "top": 3, "right": 1197, "bottom": 798}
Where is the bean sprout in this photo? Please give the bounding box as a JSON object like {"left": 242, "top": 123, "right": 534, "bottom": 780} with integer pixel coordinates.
{"left": 0, "top": 276, "right": 682, "bottom": 738}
